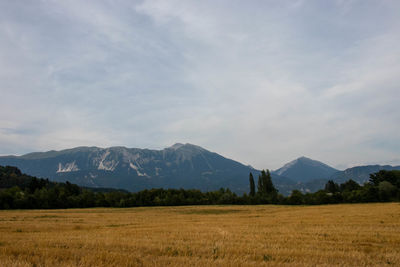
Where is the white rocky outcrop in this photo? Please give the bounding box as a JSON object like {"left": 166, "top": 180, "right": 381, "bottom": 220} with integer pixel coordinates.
{"left": 57, "top": 161, "right": 79, "bottom": 173}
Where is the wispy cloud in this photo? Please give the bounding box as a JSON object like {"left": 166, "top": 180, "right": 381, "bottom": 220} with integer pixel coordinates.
{"left": 0, "top": 0, "right": 399, "bottom": 169}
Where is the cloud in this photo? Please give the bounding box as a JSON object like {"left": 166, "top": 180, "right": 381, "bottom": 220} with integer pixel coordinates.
{"left": 0, "top": 0, "right": 399, "bottom": 169}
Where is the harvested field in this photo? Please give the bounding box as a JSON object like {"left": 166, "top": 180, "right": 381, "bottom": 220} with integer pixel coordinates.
{"left": 0, "top": 203, "right": 399, "bottom": 266}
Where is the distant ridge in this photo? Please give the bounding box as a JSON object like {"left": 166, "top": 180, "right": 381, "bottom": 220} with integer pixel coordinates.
{"left": 329, "top": 165, "right": 400, "bottom": 184}
{"left": 287, "top": 164, "right": 400, "bottom": 193}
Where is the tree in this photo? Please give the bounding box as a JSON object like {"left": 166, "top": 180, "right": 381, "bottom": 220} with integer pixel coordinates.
{"left": 256, "top": 170, "right": 278, "bottom": 203}
{"left": 325, "top": 180, "right": 339, "bottom": 193}
{"left": 264, "top": 170, "right": 276, "bottom": 195}
{"left": 370, "top": 170, "right": 400, "bottom": 187}
{"left": 249, "top": 173, "right": 255, "bottom": 197}
{"left": 378, "top": 181, "right": 397, "bottom": 201}
{"left": 257, "top": 170, "right": 269, "bottom": 195}
{"left": 257, "top": 173, "right": 263, "bottom": 195}
{"left": 287, "top": 190, "right": 304, "bottom": 205}
{"left": 339, "top": 179, "right": 361, "bottom": 192}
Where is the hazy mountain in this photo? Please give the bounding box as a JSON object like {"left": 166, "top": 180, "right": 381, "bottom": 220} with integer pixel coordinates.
{"left": 273, "top": 156, "right": 339, "bottom": 183}
{"left": 272, "top": 157, "right": 400, "bottom": 192}
{"left": 329, "top": 165, "right": 400, "bottom": 185}
{"left": 0, "top": 143, "right": 294, "bottom": 194}
{"left": 291, "top": 164, "right": 400, "bottom": 193}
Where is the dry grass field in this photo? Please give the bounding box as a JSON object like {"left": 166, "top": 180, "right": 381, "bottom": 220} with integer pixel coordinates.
{"left": 0, "top": 203, "right": 399, "bottom": 266}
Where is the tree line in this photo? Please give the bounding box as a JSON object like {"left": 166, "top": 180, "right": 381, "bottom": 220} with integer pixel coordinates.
{"left": 0, "top": 165, "right": 399, "bottom": 209}
{"left": 248, "top": 169, "right": 400, "bottom": 205}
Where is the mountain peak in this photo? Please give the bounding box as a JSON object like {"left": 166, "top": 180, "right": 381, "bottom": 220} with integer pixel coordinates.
{"left": 169, "top": 143, "right": 185, "bottom": 150}
{"left": 168, "top": 143, "right": 206, "bottom": 151}
{"left": 274, "top": 157, "right": 338, "bottom": 183}
{"left": 296, "top": 156, "right": 324, "bottom": 165}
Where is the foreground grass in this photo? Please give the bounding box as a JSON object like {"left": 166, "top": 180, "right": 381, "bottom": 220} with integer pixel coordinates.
{"left": 0, "top": 203, "right": 399, "bottom": 266}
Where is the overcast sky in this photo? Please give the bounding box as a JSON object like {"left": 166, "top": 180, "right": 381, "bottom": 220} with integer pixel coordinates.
{"left": 1, "top": 0, "right": 399, "bottom": 170}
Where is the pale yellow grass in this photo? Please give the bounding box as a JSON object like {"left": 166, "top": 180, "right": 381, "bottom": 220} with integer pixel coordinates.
{"left": 0, "top": 203, "right": 399, "bottom": 266}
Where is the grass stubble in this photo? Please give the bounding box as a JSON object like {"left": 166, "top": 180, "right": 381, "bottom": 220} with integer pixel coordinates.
{"left": 0, "top": 203, "right": 399, "bottom": 266}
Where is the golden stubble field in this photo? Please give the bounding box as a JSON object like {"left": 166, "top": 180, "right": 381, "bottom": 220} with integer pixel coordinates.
{"left": 0, "top": 203, "right": 399, "bottom": 266}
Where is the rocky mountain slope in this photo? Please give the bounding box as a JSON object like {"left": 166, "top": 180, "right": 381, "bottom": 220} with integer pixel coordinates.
{"left": 0, "top": 143, "right": 294, "bottom": 194}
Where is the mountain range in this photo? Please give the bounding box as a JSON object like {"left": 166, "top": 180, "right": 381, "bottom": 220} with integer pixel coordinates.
{"left": 0, "top": 143, "right": 399, "bottom": 195}
{"left": 0, "top": 143, "right": 293, "bottom": 194}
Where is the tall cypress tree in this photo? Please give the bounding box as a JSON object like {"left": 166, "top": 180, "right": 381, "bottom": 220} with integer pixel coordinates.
{"left": 249, "top": 173, "right": 255, "bottom": 197}
{"left": 257, "top": 173, "right": 263, "bottom": 195}
{"left": 265, "top": 169, "right": 276, "bottom": 194}
{"left": 265, "top": 169, "right": 278, "bottom": 203}
{"left": 261, "top": 170, "right": 268, "bottom": 194}
{"left": 258, "top": 170, "right": 269, "bottom": 194}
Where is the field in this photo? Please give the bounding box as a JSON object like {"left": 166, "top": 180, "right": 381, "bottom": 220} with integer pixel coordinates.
{"left": 0, "top": 203, "right": 399, "bottom": 266}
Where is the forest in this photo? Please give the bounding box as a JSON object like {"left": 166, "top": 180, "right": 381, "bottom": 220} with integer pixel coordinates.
{"left": 0, "top": 165, "right": 399, "bottom": 209}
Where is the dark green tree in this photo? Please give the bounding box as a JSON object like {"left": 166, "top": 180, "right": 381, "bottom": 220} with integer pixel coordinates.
{"left": 249, "top": 173, "right": 255, "bottom": 197}
{"left": 287, "top": 190, "right": 304, "bottom": 205}
{"left": 339, "top": 179, "right": 361, "bottom": 192}
{"left": 370, "top": 170, "right": 400, "bottom": 187}
{"left": 256, "top": 170, "right": 278, "bottom": 203}
{"left": 378, "top": 181, "right": 397, "bottom": 201}
{"left": 257, "top": 170, "right": 268, "bottom": 195}
{"left": 257, "top": 173, "right": 263, "bottom": 194}
{"left": 264, "top": 170, "right": 277, "bottom": 195}
{"left": 325, "top": 180, "right": 339, "bottom": 193}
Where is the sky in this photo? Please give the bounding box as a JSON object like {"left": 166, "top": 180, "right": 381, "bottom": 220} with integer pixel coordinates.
{"left": 0, "top": 0, "right": 400, "bottom": 170}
